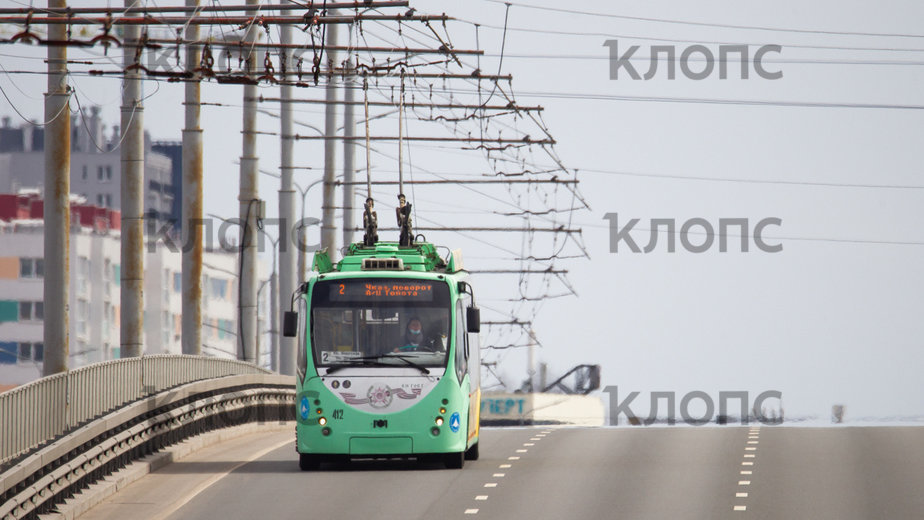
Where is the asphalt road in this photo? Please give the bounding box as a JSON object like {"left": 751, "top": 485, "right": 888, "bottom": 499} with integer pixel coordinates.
{"left": 79, "top": 425, "right": 924, "bottom": 520}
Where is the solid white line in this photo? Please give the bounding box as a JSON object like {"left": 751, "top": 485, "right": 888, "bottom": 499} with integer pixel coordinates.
{"left": 151, "top": 437, "right": 292, "bottom": 520}
{"left": 493, "top": 473, "right": 505, "bottom": 477}
{"left": 738, "top": 480, "right": 751, "bottom": 485}
{"left": 475, "top": 495, "right": 489, "bottom": 501}
{"left": 736, "top": 492, "right": 749, "bottom": 498}
{"left": 465, "top": 509, "right": 479, "bottom": 514}
{"left": 734, "top": 505, "right": 747, "bottom": 511}
{"left": 500, "top": 464, "right": 512, "bottom": 468}
{"left": 484, "top": 483, "right": 498, "bottom": 488}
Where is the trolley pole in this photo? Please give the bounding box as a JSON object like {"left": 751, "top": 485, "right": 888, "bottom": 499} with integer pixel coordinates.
{"left": 320, "top": 19, "right": 339, "bottom": 261}
{"left": 238, "top": 0, "right": 260, "bottom": 364}
{"left": 342, "top": 61, "right": 356, "bottom": 248}
{"left": 120, "top": 0, "right": 145, "bottom": 359}
{"left": 42, "top": 0, "right": 70, "bottom": 376}
{"left": 278, "top": 19, "right": 296, "bottom": 375}
{"left": 181, "top": 0, "right": 204, "bottom": 356}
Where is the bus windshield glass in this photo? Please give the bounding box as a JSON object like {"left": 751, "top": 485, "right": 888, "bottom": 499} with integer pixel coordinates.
{"left": 310, "top": 278, "right": 452, "bottom": 368}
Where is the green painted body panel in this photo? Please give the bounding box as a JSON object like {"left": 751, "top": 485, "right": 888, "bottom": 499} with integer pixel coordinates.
{"left": 296, "top": 242, "right": 478, "bottom": 456}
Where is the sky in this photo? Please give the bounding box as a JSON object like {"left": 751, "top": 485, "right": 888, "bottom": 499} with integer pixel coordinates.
{"left": 1, "top": 0, "right": 923, "bottom": 420}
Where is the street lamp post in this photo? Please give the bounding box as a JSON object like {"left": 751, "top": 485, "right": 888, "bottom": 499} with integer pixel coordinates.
{"left": 207, "top": 212, "right": 278, "bottom": 368}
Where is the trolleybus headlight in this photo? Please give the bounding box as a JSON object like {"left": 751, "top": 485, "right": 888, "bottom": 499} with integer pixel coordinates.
{"left": 322, "top": 427, "right": 331, "bottom": 436}
{"left": 318, "top": 417, "right": 327, "bottom": 426}
{"left": 435, "top": 416, "right": 444, "bottom": 426}
{"left": 439, "top": 407, "right": 446, "bottom": 414}
{"left": 316, "top": 408, "right": 323, "bottom": 414}
{"left": 431, "top": 427, "right": 440, "bottom": 436}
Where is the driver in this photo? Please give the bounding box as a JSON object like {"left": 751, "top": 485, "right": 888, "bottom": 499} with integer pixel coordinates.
{"left": 395, "top": 318, "right": 440, "bottom": 352}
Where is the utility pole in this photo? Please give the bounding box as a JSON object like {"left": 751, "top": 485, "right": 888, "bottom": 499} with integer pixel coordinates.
{"left": 320, "top": 20, "right": 339, "bottom": 261}
{"left": 238, "top": 0, "right": 259, "bottom": 364}
{"left": 342, "top": 61, "right": 356, "bottom": 248}
{"left": 277, "top": 18, "right": 296, "bottom": 375}
{"left": 270, "top": 270, "right": 278, "bottom": 371}
{"left": 42, "top": 0, "right": 70, "bottom": 376}
{"left": 120, "top": 0, "right": 145, "bottom": 359}
{"left": 181, "top": 0, "right": 203, "bottom": 356}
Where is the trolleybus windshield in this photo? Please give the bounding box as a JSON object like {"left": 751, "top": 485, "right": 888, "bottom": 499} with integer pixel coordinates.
{"left": 311, "top": 278, "right": 452, "bottom": 368}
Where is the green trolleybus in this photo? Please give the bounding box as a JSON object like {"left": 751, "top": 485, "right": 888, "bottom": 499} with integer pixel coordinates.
{"left": 283, "top": 242, "right": 482, "bottom": 470}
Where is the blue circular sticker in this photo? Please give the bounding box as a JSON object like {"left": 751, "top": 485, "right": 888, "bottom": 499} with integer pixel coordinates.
{"left": 299, "top": 396, "right": 310, "bottom": 420}
{"left": 449, "top": 412, "right": 461, "bottom": 433}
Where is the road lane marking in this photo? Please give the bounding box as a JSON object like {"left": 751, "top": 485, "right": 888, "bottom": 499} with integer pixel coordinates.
{"left": 475, "top": 495, "right": 488, "bottom": 501}
{"left": 493, "top": 473, "right": 505, "bottom": 477}
{"left": 741, "top": 461, "right": 754, "bottom": 466}
{"left": 465, "top": 509, "right": 479, "bottom": 514}
{"left": 484, "top": 483, "right": 497, "bottom": 488}
{"left": 500, "top": 464, "right": 512, "bottom": 468}
{"left": 736, "top": 492, "right": 748, "bottom": 498}
{"left": 530, "top": 437, "right": 541, "bottom": 441}
{"left": 508, "top": 456, "right": 520, "bottom": 460}
{"left": 741, "top": 470, "right": 752, "bottom": 475}
{"left": 747, "top": 441, "right": 759, "bottom": 444}
{"left": 150, "top": 437, "right": 291, "bottom": 520}
{"left": 738, "top": 481, "right": 750, "bottom": 485}
{"left": 746, "top": 447, "right": 756, "bottom": 451}
{"left": 734, "top": 505, "right": 747, "bottom": 511}
{"left": 516, "top": 449, "right": 528, "bottom": 453}
{"left": 524, "top": 443, "right": 535, "bottom": 446}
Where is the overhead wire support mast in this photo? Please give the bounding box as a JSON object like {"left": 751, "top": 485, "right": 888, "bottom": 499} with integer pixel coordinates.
{"left": 0, "top": 1, "right": 411, "bottom": 15}
{"left": 336, "top": 179, "right": 578, "bottom": 185}
{"left": 291, "top": 135, "right": 556, "bottom": 144}
{"left": 0, "top": 14, "right": 453, "bottom": 26}
{"left": 255, "top": 97, "right": 538, "bottom": 112}
{"left": 143, "top": 39, "right": 485, "bottom": 56}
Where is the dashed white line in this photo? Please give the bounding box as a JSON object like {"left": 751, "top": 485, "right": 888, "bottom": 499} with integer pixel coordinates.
{"left": 484, "top": 483, "right": 497, "bottom": 488}
{"left": 747, "top": 440, "right": 759, "bottom": 444}
{"left": 516, "top": 449, "right": 528, "bottom": 453}
{"left": 530, "top": 437, "right": 541, "bottom": 441}
{"left": 733, "top": 505, "right": 747, "bottom": 511}
{"left": 493, "top": 473, "right": 505, "bottom": 477}
{"left": 738, "top": 481, "right": 751, "bottom": 485}
{"left": 465, "top": 509, "right": 479, "bottom": 515}
{"left": 508, "top": 456, "right": 520, "bottom": 460}
{"left": 524, "top": 443, "right": 535, "bottom": 446}
{"left": 745, "top": 447, "right": 757, "bottom": 451}
{"left": 741, "top": 461, "right": 754, "bottom": 466}
{"left": 740, "top": 470, "right": 752, "bottom": 475}
{"left": 499, "top": 464, "right": 512, "bottom": 468}
{"left": 475, "top": 495, "right": 489, "bottom": 501}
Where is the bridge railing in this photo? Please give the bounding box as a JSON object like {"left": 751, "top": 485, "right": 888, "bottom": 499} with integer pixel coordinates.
{"left": 0, "top": 355, "right": 272, "bottom": 466}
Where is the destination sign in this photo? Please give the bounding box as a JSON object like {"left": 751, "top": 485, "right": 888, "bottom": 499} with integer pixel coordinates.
{"left": 328, "top": 281, "right": 435, "bottom": 302}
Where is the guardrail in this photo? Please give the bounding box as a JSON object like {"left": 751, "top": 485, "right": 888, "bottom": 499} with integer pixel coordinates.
{"left": 0, "top": 371, "right": 295, "bottom": 519}
{"left": 0, "top": 355, "right": 272, "bottom": 467}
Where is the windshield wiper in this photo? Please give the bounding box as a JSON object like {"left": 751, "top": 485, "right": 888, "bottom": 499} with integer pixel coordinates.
{"left": 355, "top": 354, "right": 431, "bottom": 375}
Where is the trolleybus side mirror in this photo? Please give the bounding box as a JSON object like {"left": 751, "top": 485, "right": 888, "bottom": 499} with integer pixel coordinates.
{"left": 466, "top": 306, "right": 480, "bottom": 333}
{"left": 283, "top": 311, "right": 298, "bottom": 337}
